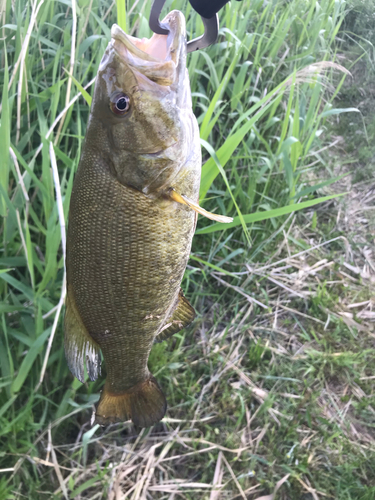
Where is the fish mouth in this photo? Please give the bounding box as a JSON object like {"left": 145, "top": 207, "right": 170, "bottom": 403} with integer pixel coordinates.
{"left": 111, "top": 11, "right": 186, "bottom": 86}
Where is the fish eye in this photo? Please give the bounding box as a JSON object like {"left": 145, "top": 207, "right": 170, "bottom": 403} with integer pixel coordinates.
{"left": 110, "top": 93, "right": 130, "bottom": 115}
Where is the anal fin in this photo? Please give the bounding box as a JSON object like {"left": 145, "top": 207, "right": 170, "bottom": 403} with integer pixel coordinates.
{"left": 155, "top": 289, "right": 196, "bottom": 343}
{"left": 64, "top": 287, "right": 101, "bottom": 382}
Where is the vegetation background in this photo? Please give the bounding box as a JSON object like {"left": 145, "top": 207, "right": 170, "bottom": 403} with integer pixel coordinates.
{"left": 0, "top": 0, "right": 374, "bottom": 498}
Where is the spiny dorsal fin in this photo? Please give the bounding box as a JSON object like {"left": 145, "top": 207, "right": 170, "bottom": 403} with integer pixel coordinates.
{"left": 154, "top": 289, "right": 196, "bottom": 343}
{"left": 64, "top": 287, "right": 101, "bottom": 382}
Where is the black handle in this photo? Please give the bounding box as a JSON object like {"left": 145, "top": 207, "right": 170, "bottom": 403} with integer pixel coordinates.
{"left": 189, "top": 0, "right": 242, "bottom": 19}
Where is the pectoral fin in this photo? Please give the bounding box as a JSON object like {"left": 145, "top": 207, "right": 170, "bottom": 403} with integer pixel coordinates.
{"left": 154, "top": 289, "right": 196, "bottom": 343}
{"left": 64, "top": 287, "right": 101, "bottom": 382}
{"left": 168, "top": 188, "right": 233, "bottom": 223}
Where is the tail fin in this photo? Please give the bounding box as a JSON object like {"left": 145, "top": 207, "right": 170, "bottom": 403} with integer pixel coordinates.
{"left": 95, "top": 375, "right": 167, "bottom": 427}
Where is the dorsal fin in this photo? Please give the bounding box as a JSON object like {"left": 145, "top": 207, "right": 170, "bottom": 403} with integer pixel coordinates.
{"left": 64, "top": 287, "right": 101, "bottom": 382}
{"left": 154, "top": 289, "right": 196, "bottom": 343}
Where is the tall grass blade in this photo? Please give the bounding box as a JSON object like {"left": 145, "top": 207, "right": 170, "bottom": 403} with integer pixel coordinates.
{"left": 11, "top": 328, "right": 51, "bottom": 393}
{"left": 116, "top": 0, "right": 127, "bottom": 32}
{"left": 196, "top": 193, "right": 346, "bottom": 234}
{"left": 0, "top": 49, "right": 10, "bottom": 217}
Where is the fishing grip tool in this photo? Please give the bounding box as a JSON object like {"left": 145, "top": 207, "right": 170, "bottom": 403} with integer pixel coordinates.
{"left": 150, "top": 0, "right": 243, "bottom": 52}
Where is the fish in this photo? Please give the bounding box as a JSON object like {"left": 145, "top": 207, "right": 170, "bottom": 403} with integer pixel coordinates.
{"left": 64, "top": 10, "right": 232, "bottom": 428}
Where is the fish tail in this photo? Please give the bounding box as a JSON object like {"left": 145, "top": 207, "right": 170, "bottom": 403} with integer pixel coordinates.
{"left": 95, "top": 375, "right": 167, "bottom": 427}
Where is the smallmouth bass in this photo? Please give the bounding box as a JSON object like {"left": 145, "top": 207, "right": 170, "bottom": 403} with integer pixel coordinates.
{"left": 65, "top": 11, "right": 231, "bottom": 427}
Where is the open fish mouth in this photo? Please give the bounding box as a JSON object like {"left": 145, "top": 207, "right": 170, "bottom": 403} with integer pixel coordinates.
{"left": 111, "top": 11, "right": 186, "bottom": 86}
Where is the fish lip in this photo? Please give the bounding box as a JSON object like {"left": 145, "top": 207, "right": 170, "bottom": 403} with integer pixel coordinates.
{"left": 110, "top": 11, "right": 185, "bottom": 70}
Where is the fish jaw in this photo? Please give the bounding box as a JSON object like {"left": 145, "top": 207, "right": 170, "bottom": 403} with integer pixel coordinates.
{"left": 82, "top": 10, "right": 197, "bottom": 195}
{"left": 110, "top": 10, "right": 189, "bottom": 105}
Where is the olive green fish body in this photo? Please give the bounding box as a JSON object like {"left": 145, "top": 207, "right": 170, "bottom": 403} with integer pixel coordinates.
{"left": 67, "top": 151, "right": 199, "bottom": 387}
{"left": 65, "top": 11, "right": 200, "bottom": 427}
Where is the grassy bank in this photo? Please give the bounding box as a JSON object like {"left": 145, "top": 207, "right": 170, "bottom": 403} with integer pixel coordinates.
{"left": 1, "top": 0, "right": 374, "bottom": 498}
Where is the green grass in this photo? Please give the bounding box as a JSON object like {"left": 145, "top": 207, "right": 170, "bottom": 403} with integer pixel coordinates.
{"left": 1, "top": 0, "right": 375, "bottom": 498}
